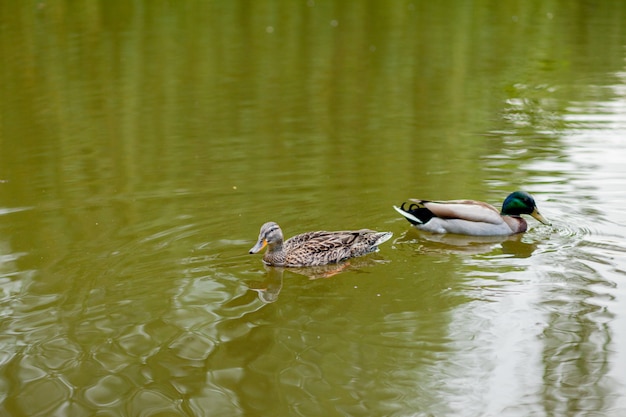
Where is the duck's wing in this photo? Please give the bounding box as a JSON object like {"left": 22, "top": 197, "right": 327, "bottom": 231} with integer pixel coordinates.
{"left": 284, "top": 231, "right": 336, "bottom": 248}
{"left": 285, "top": 230, "right": 374, "bottom": 252}
{"left": 413, "top": 199, "right": 504, "bottom": 225}
{"left": 284, "top": 230, "right": 391, "bottom": 266}
{"left": 283, "top": 231, "right": 354, "bottom": 266}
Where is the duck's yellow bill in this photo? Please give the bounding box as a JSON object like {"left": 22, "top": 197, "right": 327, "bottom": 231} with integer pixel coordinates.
{"left": 249, "top": 238, "right": 268, "bottom": 254}
{"left": 531, "top": 208, "right": 551, "bottom": 226}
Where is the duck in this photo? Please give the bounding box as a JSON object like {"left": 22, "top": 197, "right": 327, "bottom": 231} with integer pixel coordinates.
{"left": 249, "top": 222, "right": 393, "bottom": 267}
{"left": 393, "top": 191, "right": 550, "bottom": 236}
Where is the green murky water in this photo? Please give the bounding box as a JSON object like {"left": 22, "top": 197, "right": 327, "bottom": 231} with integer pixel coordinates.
{"left": 1, "top": 2, "right": 626, "bottom": 416}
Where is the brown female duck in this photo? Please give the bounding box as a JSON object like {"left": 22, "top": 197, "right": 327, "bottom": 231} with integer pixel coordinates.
{"left": 249, "top": 222, "right": 393, "bottom": 267}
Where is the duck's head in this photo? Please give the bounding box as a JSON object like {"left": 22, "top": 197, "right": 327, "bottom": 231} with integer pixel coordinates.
{"left": 502, "top": 191, "right": 551, "bottom": 225}
{"left": 249, "top": 222, "right": 284, "bottom": 254}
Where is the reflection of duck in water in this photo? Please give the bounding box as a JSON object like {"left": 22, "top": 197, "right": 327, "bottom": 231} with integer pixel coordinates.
{"left": 249, "top": 222, "right": 392, "bottom": 267}
{"left": 397, "top": 228, "right": 537, "bottom": 258}
{"left": 247, "top": 267, "right": 284, "bottom": 303}
{"left": 247, "top": 257, "right": 386, "bottom": 303}
{"left": 394, "top": 191, "right": 550, "bottom": 236}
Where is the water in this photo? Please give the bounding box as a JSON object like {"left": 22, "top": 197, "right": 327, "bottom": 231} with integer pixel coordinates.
{"left": 1, "top": 1, "right": 626, "bottom": 416}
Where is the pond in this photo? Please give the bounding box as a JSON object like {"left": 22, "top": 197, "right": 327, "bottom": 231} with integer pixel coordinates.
{"left": 1, "top": 2, "right": 626, "bottom": 416}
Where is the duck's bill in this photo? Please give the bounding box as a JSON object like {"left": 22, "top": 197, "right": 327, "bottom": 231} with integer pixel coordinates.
{"left": 249, "top": 239, "right": 267, "bottom": 254}
{"left": 531, "top": 208, "right": 551, "bottom": 226}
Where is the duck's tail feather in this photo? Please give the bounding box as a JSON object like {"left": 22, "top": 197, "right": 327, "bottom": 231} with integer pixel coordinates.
{"left": 393, "top": 203, "right": 430, "bottom": 225}
{"left": 373, "top": 231, "right": 393, "bottom": 247}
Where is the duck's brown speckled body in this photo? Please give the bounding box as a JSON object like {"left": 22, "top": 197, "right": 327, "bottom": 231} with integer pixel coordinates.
{"left": 249, "top": 222, "right": 393, "bottom": 267}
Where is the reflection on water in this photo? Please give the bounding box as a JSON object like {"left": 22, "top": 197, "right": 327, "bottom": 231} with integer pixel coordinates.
{"left": 1, "top": 1, "right": 626, "bottom": 416}
{"left": 246, "top": 267, "right": 284, "bottom": 304}
{"left": 245, "top": 257, "right": 389, "bottom": 303}
{"left": 396, "top": 227, "right": 540, "bottom": 258}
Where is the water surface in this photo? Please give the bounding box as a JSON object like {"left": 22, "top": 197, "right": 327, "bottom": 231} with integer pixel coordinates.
{"left": 1, "top": 2, "right": 626, "bottom": 416}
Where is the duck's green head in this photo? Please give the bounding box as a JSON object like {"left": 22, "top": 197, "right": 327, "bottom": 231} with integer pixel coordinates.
{"left": 502, "top": 191, "right": 551, "bottom": 225}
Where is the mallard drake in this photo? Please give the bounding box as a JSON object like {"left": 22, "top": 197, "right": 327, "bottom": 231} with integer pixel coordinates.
{"left": 249, "top": 222, "right": 393, "bottom": 267}
{"left": 393, "top": 191, "right": 550, "bottom": 236}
